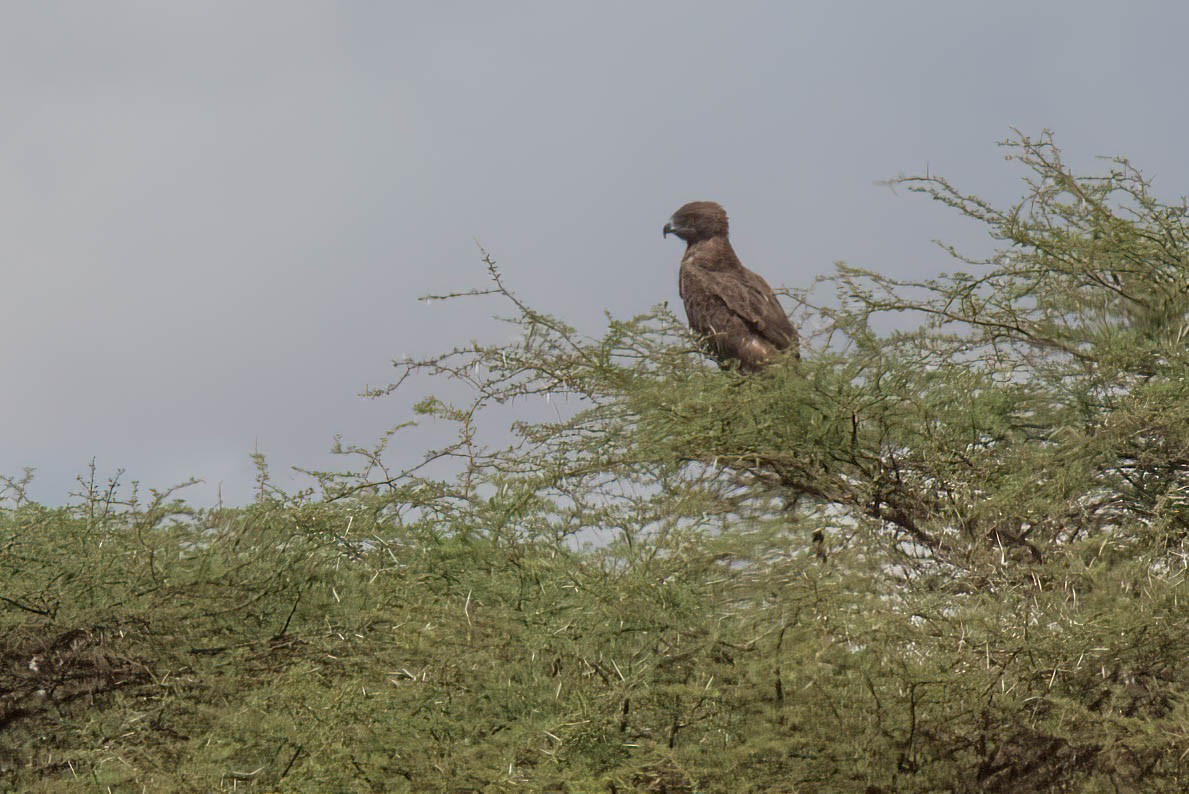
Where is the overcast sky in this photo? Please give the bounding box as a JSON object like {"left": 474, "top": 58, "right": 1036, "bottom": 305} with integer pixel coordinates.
{"left": 5, "top": 2, "right": 1189, "bottom": 505}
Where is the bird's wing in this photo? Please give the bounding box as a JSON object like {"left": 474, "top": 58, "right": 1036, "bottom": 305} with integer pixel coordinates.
{"left": 714, "top": 268, "right": 798, "bottom": 351}
{"left": 680, "top": 265, "right": 798, "bottom": 367}
{"left": 680, "top": 265, "right": 736, "bottom": 338}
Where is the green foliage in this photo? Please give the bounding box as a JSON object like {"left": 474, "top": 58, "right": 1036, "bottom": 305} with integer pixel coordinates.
{"left": 2, "top": 133, "right": 1187, "bottom": 791}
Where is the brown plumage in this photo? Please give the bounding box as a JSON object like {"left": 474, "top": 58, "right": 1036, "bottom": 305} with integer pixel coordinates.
{"left": 663, "top": 201, "right": 798, "bottom": 371}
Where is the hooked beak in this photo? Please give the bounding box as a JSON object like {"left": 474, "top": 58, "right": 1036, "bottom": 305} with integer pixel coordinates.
{"left": 662, "top": 221, "right": 675, "bottom": 238}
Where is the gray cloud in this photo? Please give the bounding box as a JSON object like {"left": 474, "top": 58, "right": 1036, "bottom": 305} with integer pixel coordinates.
{"left": 4, "top": 2, "right": 1188, "bottom": 504}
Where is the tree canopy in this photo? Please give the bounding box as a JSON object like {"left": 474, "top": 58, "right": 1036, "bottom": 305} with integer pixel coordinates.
{"left": 2, "top": 132, "right": 1186, "bottom": 792}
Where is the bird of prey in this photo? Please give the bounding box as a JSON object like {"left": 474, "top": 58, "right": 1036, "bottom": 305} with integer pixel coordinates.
{"left": 663, "top": 201, "right": 798, "bottom": 371}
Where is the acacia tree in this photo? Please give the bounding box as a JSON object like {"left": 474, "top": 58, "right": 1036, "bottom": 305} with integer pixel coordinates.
{"left": 2, "top": 133, "right": 1185, "bottom": 792}
{"left": 310, "top": 131, "right": 1188, "bottom": 790}
{"left": 331, "top": 133, "right": 1189, "bottom": 564}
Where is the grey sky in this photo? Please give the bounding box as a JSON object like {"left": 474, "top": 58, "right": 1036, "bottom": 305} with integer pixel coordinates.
{"left": 4, "top": 2, "right": 1188, "bottom": 505}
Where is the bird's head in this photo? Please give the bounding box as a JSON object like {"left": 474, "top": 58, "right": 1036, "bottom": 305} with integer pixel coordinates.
{"left": 663, "top": 201, "right": 729, "bottom": 243}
